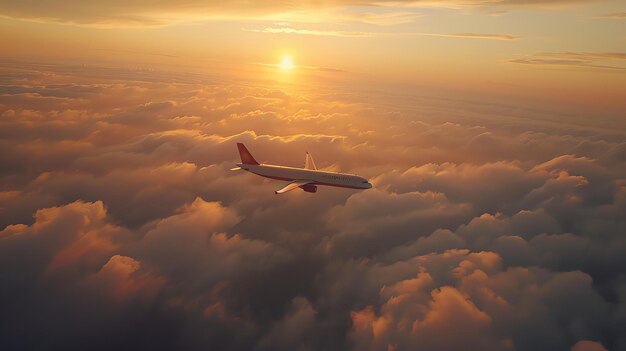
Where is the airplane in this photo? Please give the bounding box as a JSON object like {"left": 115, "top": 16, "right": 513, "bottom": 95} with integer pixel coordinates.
{"left": 231, "top": 143, "right": 373, "bottom": 194}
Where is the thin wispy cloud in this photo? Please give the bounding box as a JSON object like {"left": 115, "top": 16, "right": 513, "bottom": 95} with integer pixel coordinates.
{"left": 592, "top": 12, "right": 626, "bottom": 19}
{"left": 537, "top": 52, "right": 626, "bottom": 60}
{"left": 509, "top": 52, "right": 626, "bottom": 71}
{"left": 419, "top": 32, "right": 520, "bottom": 40}
{"left": 244, "top": 27, "right": 370, "bottom": 38}
{"left": 510, "top": 58, "right": 626, "bottom": 71}
{"left": 94, "top": 48, "right": 178, "bottom": 58}
{"left": 341, "top": 10, "right": 423, "bottom": 25}
{"left": 244, "top": 26, "right": 520, "bottom": 40}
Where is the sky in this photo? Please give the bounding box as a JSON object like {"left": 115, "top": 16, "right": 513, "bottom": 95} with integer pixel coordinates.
{"left": 0, "top": 1, "right": 625, "bottom": 351}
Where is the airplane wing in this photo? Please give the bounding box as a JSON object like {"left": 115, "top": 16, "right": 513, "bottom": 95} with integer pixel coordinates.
{"left": 275, "top": 180, "right": 315, "bottom": 194}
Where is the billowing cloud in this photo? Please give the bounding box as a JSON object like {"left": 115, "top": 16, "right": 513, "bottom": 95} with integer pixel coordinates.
{"left": 0, "top": 62, "right": 624, "bottom": 350}
{"left": 349, "top": 250, "right": 609, "bottom": 351}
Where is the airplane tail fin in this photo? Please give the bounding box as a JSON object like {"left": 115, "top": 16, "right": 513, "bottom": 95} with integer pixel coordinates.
{"left": 237, "top": 143, "right": 260, "bottom": 165}
{"left": 304, "top": 152, "right": 317, "bottom": 170}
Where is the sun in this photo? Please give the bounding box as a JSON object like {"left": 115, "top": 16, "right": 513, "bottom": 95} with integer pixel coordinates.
{"left": 279, "top": 55, "right": 294, "bottom": 70}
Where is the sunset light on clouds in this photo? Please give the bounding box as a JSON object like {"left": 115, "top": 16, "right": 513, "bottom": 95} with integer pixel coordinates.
{"left": 0, "top": 1, "right": 625, "bottom": 350}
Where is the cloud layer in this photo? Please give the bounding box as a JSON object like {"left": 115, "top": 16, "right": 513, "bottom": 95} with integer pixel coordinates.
{"left": 0, "top": 62, "right": 625, "bottom": 350}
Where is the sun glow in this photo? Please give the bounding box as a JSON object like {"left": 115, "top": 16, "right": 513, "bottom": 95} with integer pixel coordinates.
{"left": 279, "top": 55, "right": 294, "bottom": 70}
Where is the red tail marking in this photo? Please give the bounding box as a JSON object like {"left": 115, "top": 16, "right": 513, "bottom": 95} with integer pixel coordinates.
{"left": 237, "top": 143, "right": 259, "bottom": 165}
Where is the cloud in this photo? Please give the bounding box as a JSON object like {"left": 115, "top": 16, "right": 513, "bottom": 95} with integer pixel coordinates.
{"left": 349, "top": 250, "right": 609, "bottom": 351}
{"left": 509, "top": 52, "right": 626, "bottom": 72}
{"left": 0, "top": 62, "right": 625, "bottom": 350}
{"left": 350, "top": 284, "right": 512, "bottom": 351}
{"left": 81, "top": 254, "right": 164, "bottom": 301}
{"left": 256, "top": 297, "right": 318, "bottom": 350}
{"left": 372, "top": 161, "right": 549, "bottom": 212}
{"left": 341, "top": 10, "right": 423, "bottom": 25}
{"left": 326, "top": 189, "right": 473, "bottom": 257}
{"left": 537, "top": 52, "right": 626, "bottom": 61}
{"left": 0, "top": 197, "right": 291, "bottom": 349}
{"left": 245, "top": 26, "right": 520, "bottom": 40}
{"left": 244, "top": 27, "right": 370, "bottom": 38}
{"left": 571, "top": 340, "right": 608, "bottom": 351}
{"left": 418, "top": 32, "right": 520, "bottom": 40}
{"left": 592, "top": 12, "right": 626, "bottom": 20}
{"left": 509, "top": 58, "right": 626, "bottom": 71}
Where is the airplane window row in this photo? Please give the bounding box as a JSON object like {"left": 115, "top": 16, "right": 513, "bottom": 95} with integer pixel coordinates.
{"left": 324, "top": 175, "right": 348, "bottom": 181}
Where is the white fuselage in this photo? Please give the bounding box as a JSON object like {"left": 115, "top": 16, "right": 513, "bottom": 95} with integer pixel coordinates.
{"left": 237, "top": 163, "right": 373, "bottom": 190}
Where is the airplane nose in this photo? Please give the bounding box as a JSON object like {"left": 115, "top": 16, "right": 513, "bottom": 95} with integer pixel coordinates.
{"left": 365, "top": 182, "right": 372, "bottom": 189}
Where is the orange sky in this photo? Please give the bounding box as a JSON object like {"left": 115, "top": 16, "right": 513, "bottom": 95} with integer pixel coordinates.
{"left": 1, "top": 0, "right": 625, "bottom": 114}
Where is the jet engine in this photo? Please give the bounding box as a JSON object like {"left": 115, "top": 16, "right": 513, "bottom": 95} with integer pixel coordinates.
{"left": 301, "top": 184, "right": 318, "bottom": 193}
